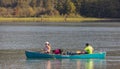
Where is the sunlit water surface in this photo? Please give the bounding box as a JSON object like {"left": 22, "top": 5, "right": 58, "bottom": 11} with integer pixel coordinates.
{"left": 0, "top": 22, "right": 120, "bottom": 69}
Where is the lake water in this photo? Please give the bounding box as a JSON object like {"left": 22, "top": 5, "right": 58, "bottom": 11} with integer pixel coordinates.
{"left": 0, "top": 22, "right": 120, "bottom": 69}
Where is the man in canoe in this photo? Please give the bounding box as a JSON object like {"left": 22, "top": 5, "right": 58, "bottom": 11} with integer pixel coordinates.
{"left": 44, "top": 41, "right": 51, "bottom": 54}
{"left": 84, "top": 43, "right": 94, "bottom": 54}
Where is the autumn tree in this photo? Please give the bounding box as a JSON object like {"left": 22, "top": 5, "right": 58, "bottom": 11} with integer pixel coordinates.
{"left": 30, "top": 0, "right": 37, "bottom": 8}
{"left": 0, "top": 0, "right": 119, "bottom": 18}
{"left": 72, "top": 0, "right": 82, "bottom": 14}
{"left": 65, "top": 0, "right": 76, "bottom": 14}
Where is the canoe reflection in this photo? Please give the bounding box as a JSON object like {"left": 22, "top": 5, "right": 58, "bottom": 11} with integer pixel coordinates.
{"left": 76, "top": 59, "right": 106, "bottom": 69}
{"left": 85, "top": 59, "right": 94, "bottom": 69}
{"left": 46, "top": 60, "right": 51, "bottom": 69}
{"left": 84, "top": 59, "right": 106, "bottom": 69}
{"left": 26, "top": 59, "right": 106, "bottom": 69}
{"left": 76, "top": 60, "right": 81, "bottom": 69}
{"left": 45, "top": 59, "right": 62, "bottom": 69}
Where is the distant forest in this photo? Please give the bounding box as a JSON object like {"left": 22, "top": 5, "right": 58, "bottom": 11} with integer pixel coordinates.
{"left": 0, "top": 0, "right": 120, "bottom": 18}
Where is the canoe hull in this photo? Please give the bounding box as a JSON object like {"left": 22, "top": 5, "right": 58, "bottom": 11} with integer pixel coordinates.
{"left": 25, "top": 51, "right": 106, "bottom": 59}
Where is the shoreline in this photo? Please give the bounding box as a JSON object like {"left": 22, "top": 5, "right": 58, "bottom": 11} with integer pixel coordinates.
{"left": 0, "top": 17, "right": 119, "bottom": 27}
{"left": 0, "top": 17, "right": 106, "bottom": 22}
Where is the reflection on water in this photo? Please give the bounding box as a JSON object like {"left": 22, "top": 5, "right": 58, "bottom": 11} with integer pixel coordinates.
{"left": 46, "top": 60, "right": 51, "bottom": 69}
{"left": 85, "top": 59, "right": 94, "bottom": 69}
{"left": 76, "top": 59, "right": 106, "bottom": 69}
{"left": 76, "top": 60, "right": 81, "bottom": 69}
{"left": 25, "top": 59, "right": 106, "bottom": 69}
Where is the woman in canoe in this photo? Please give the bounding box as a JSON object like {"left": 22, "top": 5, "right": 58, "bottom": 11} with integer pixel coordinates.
{"left": 84, "top": 43, "right": 94, "bottom": 54}
{"left": 44, "top": 41, "right": 51, "bottom": 54}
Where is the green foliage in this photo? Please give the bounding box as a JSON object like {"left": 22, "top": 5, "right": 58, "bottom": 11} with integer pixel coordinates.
{"left": 0, "top": 0, "right": 119, "bottom": 18}
{"left": 56, "top": 0, "right": 66, "bottom": 15}
{"left": 65, "top": 0, "right": 76, "bottom": 14}
{"left": 80, "top": 0, "right": 120, "bottom": 18}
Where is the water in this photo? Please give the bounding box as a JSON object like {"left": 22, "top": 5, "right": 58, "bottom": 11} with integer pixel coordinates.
{"left": 0, "top": 22, "right": 120, "bottom": 69}
{"left": 0, "top": 59, "right": 106, "bottom": 69}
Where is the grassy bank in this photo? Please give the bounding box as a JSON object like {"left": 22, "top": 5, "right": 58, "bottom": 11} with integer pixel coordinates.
{"left": 0, "top": 17, "right": 105, "bottom": 22}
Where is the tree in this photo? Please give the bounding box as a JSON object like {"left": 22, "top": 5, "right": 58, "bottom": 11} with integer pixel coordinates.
{"left": 56, "top": 0, "right": 66, "bottom": 15}
{"left": 0, "top": 7, "right": 7, "bottom": 17}
{"left": 28, "top": 7, "right": 35, "bottom": 16}
{"left": 30, "top": 0, "right": 37, "bottom": 8}
{"left": 65, "top": 0, "right": 76, "bottom": 14}
{"left": 45, "top": 0, "right": 53, "bottom": 10}
{"left": 0, "top": 0, "right": 119, "bottom": 18}
{"left": 72, "top": 0, "right": 82, "bottom": 14}
{"left": 36, "top": 0, "right": 44, "bottom": 7}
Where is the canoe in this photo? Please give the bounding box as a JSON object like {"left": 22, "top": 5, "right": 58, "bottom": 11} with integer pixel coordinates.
{"left": 25, "top": 51, "right": 106, "bottom": 59}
